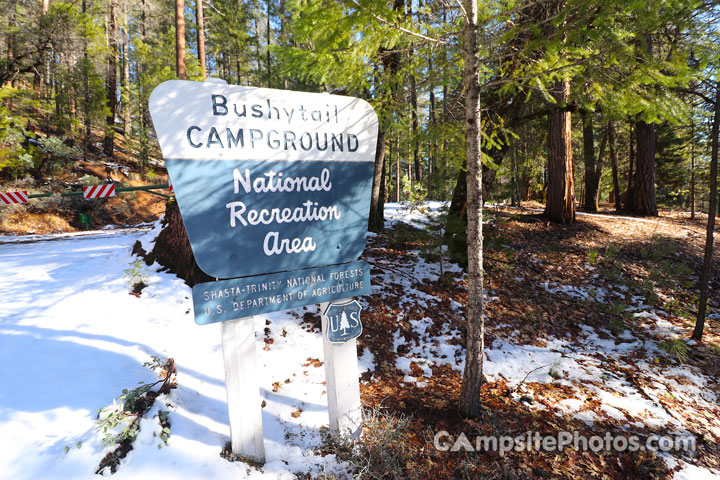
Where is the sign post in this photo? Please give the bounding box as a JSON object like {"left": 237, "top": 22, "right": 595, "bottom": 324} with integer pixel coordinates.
{"left": 149, "top": 78, "right": 378, "bottom": 461}
{"left": 221, "top": 317, "right": 265, "bottom": 463}
{"left": 321, "top": 300, "right": 363, "bottom": 437}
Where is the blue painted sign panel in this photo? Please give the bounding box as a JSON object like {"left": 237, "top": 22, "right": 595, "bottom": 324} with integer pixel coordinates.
{"left": 192, "top": 261, "right": 370, "bottom": 325}
{"left": 324, "top": 300, "right": 363, "bottom": 343}
{"left": 149, "top": 80, "right": 378, "bottom": 279}
{"left": 166, "top": 159, "right": 371, "bottom": 278}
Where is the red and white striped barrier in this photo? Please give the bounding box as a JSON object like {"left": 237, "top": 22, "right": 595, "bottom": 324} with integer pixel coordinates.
{"left": 83, "top": 184, "right": 116, "bottom": 199}
{"left": 0, "top": 191, "right": 29, "bottom": 204}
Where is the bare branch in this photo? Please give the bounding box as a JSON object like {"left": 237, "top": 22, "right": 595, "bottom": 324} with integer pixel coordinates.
{"left": 454, "top": 0, "right": 467, "bottom": 19}
{"left": 348, "top": 0, "right": 447, "bottom": 45}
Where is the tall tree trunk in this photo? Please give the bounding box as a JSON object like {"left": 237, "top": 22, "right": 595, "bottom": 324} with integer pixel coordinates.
{"left": 386, "top": 133, "right": 393, "bottom": 202}
{"left": 692, "top": 81, "right": 719, "bottom": 341}
{"left": 410, "top": 55, "right": 420, "bottom": 183}
{"left": 368, "top": 127, "right": 387, "bottom": 232}
{"left": 121, "top": 10, "right": 131, "bottom": 136}
{"left": 482, "top": 149, "right": 503, "bottom": 199}
{"left": 441, "top": 3, "right": 448, "bottom": 174}
{"left": 395, "top": 131, "right": 400, "bottom": 202}
{"left": 175, "top": 0, "right": 187, "bottom": 80}
{"left": 521, "top": 135, "right": 530, "bottom": 200}
{"left": 458, "top": 0, "right": 485, "bottom": 419}
{"left": 370, "top": 0, "right": 403, "bottom": 217}
{"left": 103, "top": 0, "right": 118, "bottom": 157}
{"left": 625, "top": 122, "right": 635, "bottom": 209}
{"left": 630, "top": 121, "right": 658, "bottom": 216}
{"left": 196, "top": 0, "right": 206, "bottom": 78}
{"left": 137, "top": 0, "right": 150, "bottom": 168}
{"left": 690, "top": 113, "right": 695, "bottom": 219}
{"left": 445, "top": 164, "right": 468, "bottom": 267}
{"left": 34, "top": 0, "right": 51, "bottom": 93}
{"left": 582, "top": 110, "right": 599, "bottom": 212}
{"left": 266, "top": 0, "right": 271, "bottom": 86}
{"left": 608, "top": 121, "right": 621, "bottom": 212}
{"left": 82, "top": 0, "right": 90, "bottom": 161}
{"left": 544, "top": 79, "right": 575, "bottom": 224}
{"left": 407, "top": 0, "right": 420, "bottom": 184}
{"left": 280, "top": 0, "right": 288, "bottom": 88}
{"left": 408, "top": 150, "right": 412, "bottom": 194}
{"left": 236, "top": 55, "right": 241, "bottom": 84}
{"left": 5, "top": 0, "right": 17, "bottom": 87}
{"left": 428, "top": 56, "right": 436, "bottom": 197}
{"left": 511, "top": 142, "right": 519, "bottom": 206}
{"left": 253, "top": 2, "right": 261, "bottom": 82}
{"left": 379, "top": 148, "right": 386, "bottom": 214}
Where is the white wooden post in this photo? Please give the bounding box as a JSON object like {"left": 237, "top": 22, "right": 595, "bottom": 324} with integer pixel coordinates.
{"left": 221, "top": 316, "right": 266, "bottom": 463}
{"left": 320, "top": 300, "right": 363, "bottom": 438}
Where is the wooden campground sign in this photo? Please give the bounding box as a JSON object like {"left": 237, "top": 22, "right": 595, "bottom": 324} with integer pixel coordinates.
{"left": 149, "top": 79, "right": 377, "bottom": 279}
{"left": 149, "top": 78, "right": 377, "bottom": 463}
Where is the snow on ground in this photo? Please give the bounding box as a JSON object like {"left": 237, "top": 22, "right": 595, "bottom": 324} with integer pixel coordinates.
{"left": 384, "top": 201, "right": 447, "bottom": 230}
{"left": 0, "top": 226, "right": 347, "bottom": 479}
{"left": 0, "top": 202, "right": 718, "bottom": 479}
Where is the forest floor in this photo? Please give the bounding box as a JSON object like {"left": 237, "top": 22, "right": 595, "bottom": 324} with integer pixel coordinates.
{"left": 349, "top": 202, "right": 720, "bottom": 479}
{"left": 0, "top": 202, "right": 718, "bottom": 480}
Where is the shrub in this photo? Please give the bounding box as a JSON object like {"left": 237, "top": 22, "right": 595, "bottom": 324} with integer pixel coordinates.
{"left": 327, "top": 407, "right": 414, "bottom": 480}
{"left": 659, "top": 339, "right": 689, "bottom": 363}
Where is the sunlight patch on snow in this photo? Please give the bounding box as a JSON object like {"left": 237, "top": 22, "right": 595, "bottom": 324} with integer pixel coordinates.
{"left": 384, "top": 201, "right": 447, "bottom": 230}
{"left": 542, "top": 281, "right": 608, "bottom": 303}
{"left": 482, "top": 327, "right": 691, "bottom": 431}
{"left": 573, "top": 410, "right": 599, "bottom": 425}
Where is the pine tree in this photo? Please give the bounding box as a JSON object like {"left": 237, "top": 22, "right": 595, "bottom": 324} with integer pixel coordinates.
{"left": 544, "top": 78, "right": 575, "bottom": 224}
{"left": 458, "top": 0, "right": 485, "bottom": 419}
{"left": 339, "top": 311, "right": 350, "bottom": 334}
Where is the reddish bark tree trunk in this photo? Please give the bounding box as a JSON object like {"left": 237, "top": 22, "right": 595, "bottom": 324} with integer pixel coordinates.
{"left": 196, "top": 0, "right": 206, "bottom": 78}
{"left": 147, "top": 201, "right": 212, "bottom": 287}
{"left": 175, "top": 0, "right": 187, "bottom": 80}
{"left": 544, "top": 79, "right": 575, "bottom": 224}
{"left": 630, "top": 121, "right": 658, "bottom": 216}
